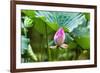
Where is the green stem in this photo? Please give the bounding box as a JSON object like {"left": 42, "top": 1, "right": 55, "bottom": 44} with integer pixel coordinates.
{"left": 57, "top": 47, "right": 61, "bottom": 60}
{"left": 45, "top": 23, "right": 51, "bottom": 61}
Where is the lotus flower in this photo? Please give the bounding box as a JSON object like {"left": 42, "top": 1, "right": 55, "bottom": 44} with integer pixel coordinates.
{"left": 54, "top": 28, "right": 65, "bottom": 47}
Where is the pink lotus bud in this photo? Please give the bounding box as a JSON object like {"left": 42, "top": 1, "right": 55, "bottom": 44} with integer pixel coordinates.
{"left": 54, "top": 28, "right": 65, "bottom": 46}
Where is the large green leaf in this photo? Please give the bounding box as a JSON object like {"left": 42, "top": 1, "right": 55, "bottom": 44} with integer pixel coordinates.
{"left": 71, "top": 27, "right": 90, "bottom": 49}
{"left": 46, "top": 22, "right": 59, "bottom": 31}
{"left": 34, "top": 18, "right": 46, "bottom": 34}
{"left": 32, "top": 17, "right": 56, "bottom": 35}
{"left": 35, "top": 11, "right": 59, "bottom": 32}
{"left": 35, "top": 11, "right": 87, "bottom": 32}
{"left": 75, "top": 36, "right": 90, "bottom": 49}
